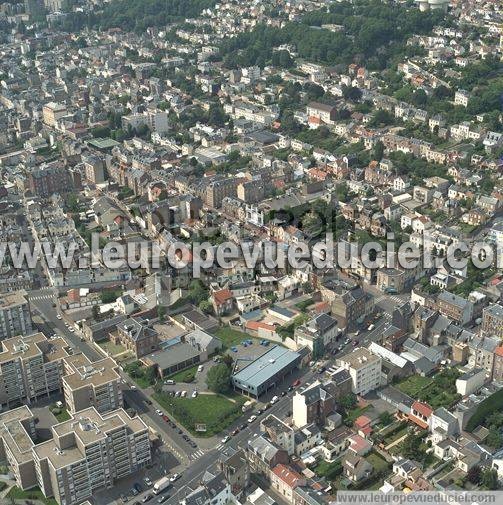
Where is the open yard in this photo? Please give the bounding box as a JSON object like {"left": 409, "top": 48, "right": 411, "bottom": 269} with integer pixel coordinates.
{"left": 214, "top": 326, "right": 254, "bottom": 349}
{"left": 395, "top": 369, "right": 461, "bottom": 409}
{"left": 153, "top": 392, "right": 245, "bottom": 437}
{"left": 98, "top": 339, "right": 126, "bottom": 356}
{"left": 366, "top": 452, "right": 390, "bottom": 474}
{"left": 313, "top": 460, "right": 342, "bottom": 480}
{"left": 395, "top": 375, "right": 433, "bottom": 397}
{"left": 7, "top": 487, "right": 58, "bottom": 505}
{"left": 168, "top": 364, "right": 199, "bottom": 383}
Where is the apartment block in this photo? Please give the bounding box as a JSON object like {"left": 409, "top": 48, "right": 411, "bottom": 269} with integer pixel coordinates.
{"left": 482, "top": 304, "right": 503, "bottom": 339}
{"left": 0, "top": 333, "right": 68, "bottom": 408}
{"left": 337, "top": 348, "right": 382, "bottom": 396}
{"left": 0, "top": 406, "right": 38, "bottom": 490}
{"left": 0, "top": 290, "right": 32, "bottom": 341}
{"left": 27, "top": 407, "right": 150, "bottom": 505}
{"left": 62, "top": 354, "right": 123, "bottom": 415}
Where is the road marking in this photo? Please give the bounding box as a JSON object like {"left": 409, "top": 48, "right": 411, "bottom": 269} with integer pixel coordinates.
{"left": 190, "top": 450, "right": 204, "bottom": 460}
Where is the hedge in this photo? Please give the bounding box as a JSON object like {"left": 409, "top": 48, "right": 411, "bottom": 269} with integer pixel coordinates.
{"left": 466, "top": 388, "right": 503, "bottom": 432}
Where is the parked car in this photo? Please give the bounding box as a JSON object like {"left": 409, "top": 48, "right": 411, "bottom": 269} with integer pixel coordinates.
{"left": 247, "top": 415, "right": 257, "bottom": 423}
{"left": 292, "top": 379, "right": 301, "bottom": 387}
{"left": 170, "top": 473, "right": 181, "bottom": 482}
{"left": 155, "top": 410, "right": 163, "bottom": 416}
{"left": 144, "top": 477, "right": 153, "bottom": 487}
{"left": 120, "top": 494, "right": 128, "bottom": 503}
{"left": 142, "top": 494, "right": 153, "bottom": 503}
{"left": 221, "top": 435, "right": 230, "bottom": 444}
{"left": 191, "top": 391, "right": 198, "bottom": 398}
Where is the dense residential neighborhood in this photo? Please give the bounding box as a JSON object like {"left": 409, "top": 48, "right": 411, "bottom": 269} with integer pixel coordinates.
{"left": 0, "top": 0, "right": 502, "bottom": 504}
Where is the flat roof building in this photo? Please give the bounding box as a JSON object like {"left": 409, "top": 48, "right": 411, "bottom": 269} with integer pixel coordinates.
{"left": 24, "top": 406, "right": 150, "bottom": 505}
{"left": 231, "top": 345, "right": 301, "bottom": 398}
{"left": 0, "top": 290, "right": 32, "bottom": 342}
{"left": 0, "top": 332, "right": 69, "bottom": 408}
{"left": 62, "top": 354, "right": 123, "bottom": 415}
{"left": 0, "top": 406, "right": 38, "bottom": 490}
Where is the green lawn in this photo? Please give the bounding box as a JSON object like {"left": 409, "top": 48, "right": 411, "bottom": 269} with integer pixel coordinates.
{"left": 366, "top": 452, "right": 390, "bottom": 474}
{"left": 395, "top": 375, "right": 434, "bottom": 397}
{"left": 54, "top": 408, "right": 71, "bottom": 423}
{"left": 295, "top": 298, "right": 314, "bottom": 312}
{"left": 214, "top": 327, "right": 253, "bottom": 349}
{"left": 395, "top": 370, "right": 461, "bottom": 409}
{"left": 344, "top": 405, "right": 370, "bottom": 425}
{"left": 313, "top": 460, "right": 342, "bottom": 480}
{"left": 98, "top": 339, "right": 126, "bottom": 356}
{"left": 7, "top": 486, "right": 58, "bottom": 505}
{"left": 153, "top": 392, "right": 245, "bottom": 437}
{"left": 168, "top": 364, "right": 199, "bottom": 383}
{"left": 124, "top": 361, "right": 156, "bottom": 389}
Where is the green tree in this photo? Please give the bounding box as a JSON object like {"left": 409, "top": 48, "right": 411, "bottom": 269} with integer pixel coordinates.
{"left": 340, "top": 393, "right": 357, "bottom": 410}
{"left": 206, "top": 364, "right": 231, "bottom": 394}
{"left": 481, "top": 468, "right": 499, "bottom": 490}
{"left": 467, "top": 465, "right": 482, "bottom": 485}
{"left": 198, "top": 300, "right": 213, "bottom": 314}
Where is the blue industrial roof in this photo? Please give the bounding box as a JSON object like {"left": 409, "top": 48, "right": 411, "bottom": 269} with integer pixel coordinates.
{"left": 232, "top": 345, "right": 300, "bottom": 387}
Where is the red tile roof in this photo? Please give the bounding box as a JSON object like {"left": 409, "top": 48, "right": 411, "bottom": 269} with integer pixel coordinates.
{"left": 411, "top": 401, "right": 433, "bottom": 418}
{"left": 212, "top": 289, "right": 233, "bottom": 306}
{"left": 272, "top": 464, "right": 303, "bottom": 488}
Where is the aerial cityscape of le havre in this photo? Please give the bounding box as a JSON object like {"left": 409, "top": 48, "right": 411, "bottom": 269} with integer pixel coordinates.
{"left": 0, "top": 0, "right": 502, "bottom": 504}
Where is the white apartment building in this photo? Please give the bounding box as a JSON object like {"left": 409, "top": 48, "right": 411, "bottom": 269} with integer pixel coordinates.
{"left": 32, "top": 407, "right": 151, "bottom": 505}
{"left": 337, "top": 348, "right": 382, "bottom": 396}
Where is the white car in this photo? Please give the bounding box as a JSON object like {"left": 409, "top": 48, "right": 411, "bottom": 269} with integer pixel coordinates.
{"left": 56, "top": 314, "right": 62, "bottom": 320}
{"left": 68, "top": 327, "right": 75, "bottom": 333}
{"left": 169, "top": 473, "right": 180, "bottom": 482}
{"left": 270, "top": 396, "right": 278, "bottom": 404}
{"left": 156, "top": 409, "right": 163, "bottom": 416}
{"left": 181, "top": 391, "right": 187, "bottom": 398}
{"left": 221, "top": 435, "right": 230, "bottom": 444}
{"left": 191, "top": 391, "right": 198, "bottom": 398}
{"left": 144, "top": 477, "right": 153, "bottom": 486}
{"left": 197, "top": 365, "right": 203, "bottom": 373}
{"left": 247, "top": 415, "right": 257, "bottom": 423}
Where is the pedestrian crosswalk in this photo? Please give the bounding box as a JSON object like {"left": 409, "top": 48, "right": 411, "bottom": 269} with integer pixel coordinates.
{"left": 190, "top": 449, "right": 205, "bottom": 460}
{"left": 374, "top": 294, "right": 406, "bottom": 306}
{"left": 29, "top": 294, "right": 54, "bottom": 301}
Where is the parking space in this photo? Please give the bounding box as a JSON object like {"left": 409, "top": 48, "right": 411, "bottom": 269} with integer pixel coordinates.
{"left": 94, "top": 449, "right": 183, "bottom": 505}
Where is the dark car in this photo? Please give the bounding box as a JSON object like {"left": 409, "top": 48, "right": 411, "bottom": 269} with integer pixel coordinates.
{"left": 145, "top": 399, "right": 152, "bottom": 405}
{"left": 134, "top": 483, "right": 143, "bottom": 493}
{"left": 120, "top": 494, "right": 128, "bottom": 503}
{"left": 231, "top": 428, "right": 239, "bottom": 436}
{"left": 142, "top": 494, "right": 153, "bottom": 503}
{"left": 240, "top": 423, "right": 247, "bottom": 430}
{"left": 281, "top": 391, "right": 286, "bottom": 397}
{"left": 157, "top": 495, "right": 170, "bottom": 503}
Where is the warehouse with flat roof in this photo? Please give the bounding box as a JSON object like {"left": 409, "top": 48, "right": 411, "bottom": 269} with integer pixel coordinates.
{"left": 231, "top": 345, "right": 302, "bottom": 398}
